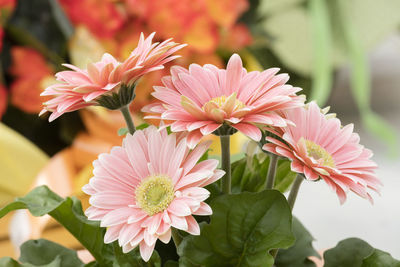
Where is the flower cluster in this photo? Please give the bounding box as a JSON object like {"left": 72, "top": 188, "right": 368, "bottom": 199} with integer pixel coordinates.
{"left": 41, "top": 32, "right": 379, "bottom": 261}
{"left": 83, "top": 126, "right": 223, "bottom": 261}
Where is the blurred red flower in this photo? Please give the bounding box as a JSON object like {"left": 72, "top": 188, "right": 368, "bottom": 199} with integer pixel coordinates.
{"left": 9, "top": 47, "right": 54, "bottom": 113}
{"left": 0, "top": 85, "right": 7, "bottom": 119}
{"left": 59, "top": 0, "right": 126, "bottom": 39}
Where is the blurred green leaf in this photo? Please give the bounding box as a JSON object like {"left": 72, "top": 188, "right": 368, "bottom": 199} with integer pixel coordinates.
{"left": 118, "top": 127, "right": 129, "bottom": 136}
{"left": 362, "top": 249, "right": 400, "bottom": 267}
{"left": 275, "top": 217, "right": 320, "bottom": 267}
{"left": 309, "top": 0, "right": 333, "bottom": 105}
{"left": 335, "top": 0, "right": 398, "bottom": 156}
{"left": 7, "top": 0, "right": 69, "bottom": 66}
{"left": 324, "top": 238, "right": 400, "bottom": 267}
{"left": 48, "top": 0, "right": 74, "bottom": 39}
{"left": 19, "top": 239, "right": 84, "bottom": 267}
{"left": 261, "top": 7, "right": 313, "bottom": 76}
{"left": 0, "top": 186, "right": 113, "bottom": 266}
{"left": 178, "top": 190, "right": 295, "bottom": 267}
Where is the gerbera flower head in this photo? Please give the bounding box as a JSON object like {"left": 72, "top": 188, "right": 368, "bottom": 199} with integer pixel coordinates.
{"left": 82, "top": 126, "right": 224, "bottom": 261}
{"left": 40, "top": 32, "right": 186, "bottom": 121}
{"left": 143, "top": 53, "right": 305, "bottom": 148}
{"left": 262, "top": 102, "right": 381, "bottom": 204}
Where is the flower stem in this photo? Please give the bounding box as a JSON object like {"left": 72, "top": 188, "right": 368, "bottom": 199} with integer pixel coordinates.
{"left": 120, "top": 105, "right": 136, "bottom": 134}
{"left": 287, "top": 174, "right": 304, "bottom": 211}
{"left": 220, "top": 135, "right": 231, "bottom": 194}
{"left": 265, "top": 154, "right": 278, "bottom": 189}
{"left": 171, "top": 228, "right": 182, "bottom": 248}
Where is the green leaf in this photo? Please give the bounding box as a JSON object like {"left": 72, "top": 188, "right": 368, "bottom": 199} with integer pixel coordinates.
{"left": 112, "top": 242, "right": 161, "bottom": 267}
{"left": 178, "top": 190, "right": 295, "bottom": 267}
{"left": 0, "top": 255, "right": 64, "bottom": 267}
{"left": 163, "top": 261, "right": 179, "bottom": 267}
{"left": 136, "top": 123, "right": 150, "bottom": 130}
{"left": 231, "top": 154, "right": 297, "bottom": 194}
{"left": 324, "top": 238, "right": 400, "bottom": 267}
{"left": 309, "top": 0, "right": 333, "bottom": 105}
{"left": 362, "top": 249, "right": 400, "bottom": 267}
{"left": 118, "top": 127, "right": 129, "bottom": 136}
{"left": 0, "top": 186, "right": 113, "bottom": 266}
{"left": 0, "top": 257, "right": 21, "bottom": 267}
{"left": 324, "top": 238, "right": 373, "bottom": 267}
{"left": 275, "top": 217, "right": 319, "bottom": 267}
{"left": 19, "top": 239, "right": 84, "bottom": 267}
{"left": 274, "top": 159, "right": 297, "bottom": 193}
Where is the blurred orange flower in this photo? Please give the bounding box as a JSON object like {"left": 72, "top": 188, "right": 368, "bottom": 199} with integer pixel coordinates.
{"left": 9, "top": 47, "right": 54, "bottom": 113}
{"left": 59, "top": 0, "right": 126, "bottom": 39}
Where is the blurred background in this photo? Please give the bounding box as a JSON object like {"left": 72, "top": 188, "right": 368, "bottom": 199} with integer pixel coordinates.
{"left": 0, "top": 0, "right": 399, "bottom": 259}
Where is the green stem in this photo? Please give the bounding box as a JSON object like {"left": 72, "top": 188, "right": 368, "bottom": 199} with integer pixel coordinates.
{"left": 171, "top": 228, "right": 182, "bottom": 248}
{"left": 220, "top": 135, "right": 231, "bottom": 194}
{"left": 120, "top": 105, "right": 136, "bottom": 134}
{"left": 271, "top": 174, "right": 304, "bottom": 262}
{"left": 287, "top": 174, "right": 304, "bottom": 211}
{"left": 265, "top": 154, "right": 278, "bottom": 189}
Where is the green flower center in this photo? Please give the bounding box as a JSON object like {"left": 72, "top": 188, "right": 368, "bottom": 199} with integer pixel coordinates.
{"left": 135, "top": 174, "right": 175, "bottom": 216}
{"left": 304, "top": 139, "right": 335, "bottom": 168}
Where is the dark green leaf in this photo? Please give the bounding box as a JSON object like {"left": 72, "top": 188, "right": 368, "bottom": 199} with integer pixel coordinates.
{"left": 19, "top": 239, "right": 84, "bottom": 267}
{"left": 0, "top": 255, "right": 63, "bottom": 267}
{"left": 275, "top": 217, "right": 319, "bottom": 267}
{"left": 163, "top": 260, "right": 179, "bottom": 267}
{"left": 0, "top": 186, "right": 113, "bottom": 266}
{"left": 8, "top": 0, "right": 68, "bottom": 66}
{"left": 112, "top": 242, "right": 161, "bottom": 267}
{"left": 362, "top": 249, "right": 400, "bottom": 267}
{"left": 178, "top": 190, "right": 295, "bottom": 267}
{"left": 323, "top": 238, "right": 374, "bottom": 267}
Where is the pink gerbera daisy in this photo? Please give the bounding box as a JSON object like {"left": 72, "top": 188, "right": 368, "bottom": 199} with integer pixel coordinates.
{"left": 263, "top": 102, "right": 381, "bottom": 204}
{"left": 143, "top": 53, "right": 305, "bottom": 148}
{"left": 82, "top": 126, "right": 224, "bottom": 261}
{"left": 40, "top": 32, "right": 186, "bottom": 121}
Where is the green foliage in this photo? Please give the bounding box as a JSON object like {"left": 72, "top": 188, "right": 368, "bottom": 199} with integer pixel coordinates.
{"left": 178, "top": 190, "right": 295, "bottom": 267}
{"left": 19, "top": 239, "right": 84, "bottom": 267}
{"left": 118, "top": 127, "right": 129, "bottom": 136}
{"left": 309, "top": 0, "right": 333, "bottom": 105}
{"left": 255, "top": 0, "right": 400, "bottom": 152}
{"left": 0, "top": 186, "right": 160, "bottom": 267}
{"left": 324, "top": 238, "right": 400, "bottom": 267}
{"left": 275, "top": 217, "right": 319, "bottom": 267}
{"left": 0, "top": 186, "right": 112, "bottom": 265}
{"left": 231, "top": 154, "right": 296, "bottom": 193}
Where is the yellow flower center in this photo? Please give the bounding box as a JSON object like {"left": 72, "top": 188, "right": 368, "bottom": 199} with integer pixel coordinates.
{"left": 135, "top": 174, "right": 175, "bottom": 216}
{"left": 206, "top": 95, "right": 246, "bottom": 111}
{"left": 304, "top": 139, "right": 335, "bottom": 168}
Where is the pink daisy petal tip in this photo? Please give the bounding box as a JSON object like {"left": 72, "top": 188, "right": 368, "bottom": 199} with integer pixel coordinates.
{"left": 263, "top": 102, "right": 381, "bottom": 203}
{"left": 41, "top": 32, "right": 185, "bottom": 121}
{"left": 82, "top": 126, "right": 221, "bottom": 261}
